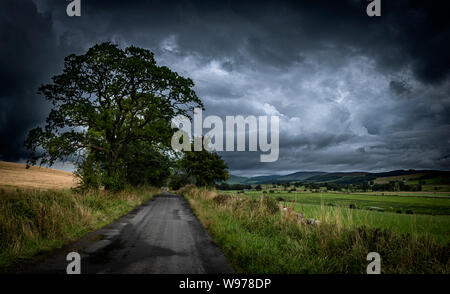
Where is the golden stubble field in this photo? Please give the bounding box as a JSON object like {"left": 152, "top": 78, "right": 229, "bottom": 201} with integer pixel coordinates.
{"left": 0, "top": 161, "right": 77, "bottom": 189}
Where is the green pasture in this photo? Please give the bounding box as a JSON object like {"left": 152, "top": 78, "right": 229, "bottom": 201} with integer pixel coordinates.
{"left": 219, "top": 190, "right": 450, "bottom": 243}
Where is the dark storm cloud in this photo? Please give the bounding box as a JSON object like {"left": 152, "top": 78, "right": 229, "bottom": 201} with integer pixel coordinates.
{"left": 0, "top": 1, "right": 70, "bottom": 161}
{"left": 0, "top": 0, "right": 449, "bottom": 175}
{"left": 36, "top": 0, "right": 450, "bottom": 82}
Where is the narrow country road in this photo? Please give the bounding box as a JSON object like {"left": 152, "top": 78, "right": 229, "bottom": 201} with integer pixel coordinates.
{"left": 24, "top": 191, "right": 234, "bottom": 274}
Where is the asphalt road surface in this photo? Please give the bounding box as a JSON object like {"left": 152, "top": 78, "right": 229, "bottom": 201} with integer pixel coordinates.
{"left": 24, "top": 191, "right": 234, "bottom": 274}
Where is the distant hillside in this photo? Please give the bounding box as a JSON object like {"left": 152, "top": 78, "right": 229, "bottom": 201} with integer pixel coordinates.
{"left": 242, "top": 175, "right": 281, "bottom": 184}
{"left": 226, "top": 175, "right": 277, "bottom": 185}
{"left": 276, "top": 171, "right": 326, "bottom": 182}
{"left": 226, "top": 175, "right": 249, "bottom": 185}
{"left": 0, "top": 161, "right": 77, "bottom": 189}
{"left": 226, "top": 169, "right": 450, "bottom": 185}
{"left": 226, "top": 171, "right": 326, "bottom": 185}
{"left": 304, "top": 172, "right": 370, "bottom": 184}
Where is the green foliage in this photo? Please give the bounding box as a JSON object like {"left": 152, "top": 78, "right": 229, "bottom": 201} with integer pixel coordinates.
{"left": 25, "top": 42, "right": 203, "bottom": 190}
{"left": 169, "top": 174, "right": 192, "bottom": 190}
{"left": 124, "top": 142, "right": 171, "bottom": 187}
{"left": 75, "top": 154, "right": 102, "bottom": 190}
{"left": 180, "top": 148, "right": 230, "bottom": 187}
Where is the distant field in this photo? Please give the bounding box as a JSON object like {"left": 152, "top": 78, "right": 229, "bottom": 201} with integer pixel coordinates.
{"left": 220, "top": 190, "right": 450, "bottom": 242}
{"left": 373, "top": 173, "right": 426, "bottom": 184}
{"left": 372, "top": 172, "right": 450, "bottom": 192}
{"left": 0, "top": 161, "right": 77, "bottom": 190}
{"left": 294, "top": 203, "right": 450, "bottom": 243}
{"left": 360, "top": 191, "right": 450, "bottom": 197}
{"left": 223, "top": 190, "right": 450, "bottom": 215}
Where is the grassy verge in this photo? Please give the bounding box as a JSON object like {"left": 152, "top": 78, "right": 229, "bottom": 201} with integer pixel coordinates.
{"left": 181, "top": 186, "right": 449, "bottom": 274}
{"left": 0, "top": 186, "right": 159, "bottom": 271}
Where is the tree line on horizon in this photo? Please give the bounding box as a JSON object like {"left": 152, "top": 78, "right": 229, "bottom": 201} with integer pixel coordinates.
{"left": 217, "top": 180, "right": 423, "bottom": 192}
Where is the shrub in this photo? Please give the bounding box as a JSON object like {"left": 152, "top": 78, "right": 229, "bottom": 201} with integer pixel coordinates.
{"left": 261, "top": 197, "right": 280, "bottom": 215}
{"left": 213, "top": 194, "right": 233, "bottom": 205}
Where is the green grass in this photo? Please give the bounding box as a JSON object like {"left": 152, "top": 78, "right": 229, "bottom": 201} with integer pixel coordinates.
{"left": 0, "top": 186, "right": 159, "bottom": 271}
{"left": 220, "top": 190, "right": 450, "bottom": 243}
{"left": 223, "top": 190, "right": 450, "bottom": 215}
{"left": 293, "top": 203, "right": 450, "bottom": 243}
{"left": 183, "top": 186, "right": 449, "bottom": 274}
{"left": 360, "top": 191, "right": 450, "bottom": 197}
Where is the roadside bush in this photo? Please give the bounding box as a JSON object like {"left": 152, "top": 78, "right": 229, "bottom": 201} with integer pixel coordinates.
{"left": 213, "top": 194, "right": 233, "bottom": 205}
{"left": 261, "top": 197, "right": 279, "bottom": 215}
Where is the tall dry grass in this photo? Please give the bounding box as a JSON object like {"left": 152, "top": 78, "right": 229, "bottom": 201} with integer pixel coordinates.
{"left": 0, "top": 186, "right": 159, "bottom": 271}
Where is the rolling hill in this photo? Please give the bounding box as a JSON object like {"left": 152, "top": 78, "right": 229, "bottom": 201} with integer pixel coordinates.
{"left": 0, "top": 161, "right": 77, "bottom": 189}
{"left": 227, "top": 169, "right": 450, "bottom": 186}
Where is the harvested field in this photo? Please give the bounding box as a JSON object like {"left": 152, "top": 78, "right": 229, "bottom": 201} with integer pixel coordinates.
{"left": 0, "top": 161, "right": 77, "bottom": 190}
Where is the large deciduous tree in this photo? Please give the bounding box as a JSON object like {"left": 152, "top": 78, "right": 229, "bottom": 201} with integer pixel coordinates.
{"left": 26, "top": 42, "right": 203, "bottom": 190}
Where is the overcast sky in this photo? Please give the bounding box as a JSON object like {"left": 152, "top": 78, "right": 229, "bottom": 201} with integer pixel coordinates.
{"left": 0, "top": 0, "right": 449, "bottom": 176}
